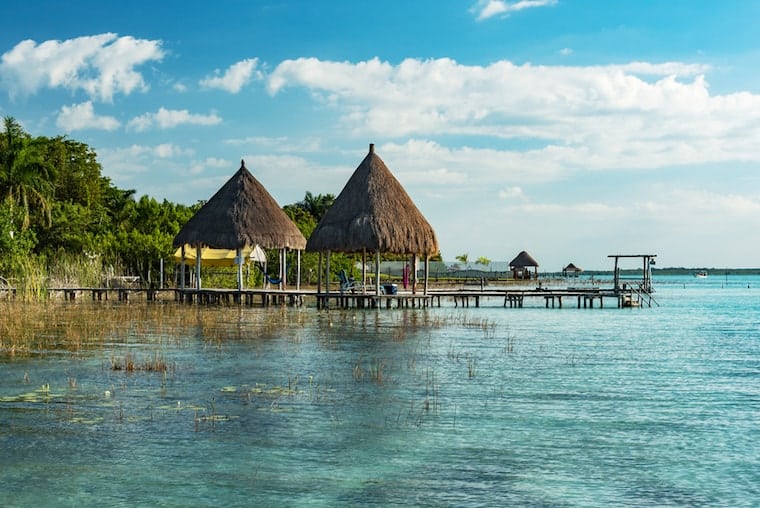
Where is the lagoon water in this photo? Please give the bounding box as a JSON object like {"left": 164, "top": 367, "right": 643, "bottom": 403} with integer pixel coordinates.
{"left": 1, "top": 275, "right": 758, "bottom": 506}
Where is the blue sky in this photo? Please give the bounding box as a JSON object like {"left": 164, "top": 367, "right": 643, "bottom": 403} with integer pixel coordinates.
{"left": 2, "top": 1, "right": 760, "bottom": 270}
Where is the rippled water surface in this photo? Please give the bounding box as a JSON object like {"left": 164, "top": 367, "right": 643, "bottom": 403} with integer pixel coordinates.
{"left": 1, "top": 275, "right": 758, "bottom": 506}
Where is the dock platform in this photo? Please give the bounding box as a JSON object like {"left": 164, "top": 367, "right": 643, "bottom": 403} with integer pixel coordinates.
{"left": 2, "top": 285, "right": 656, "bottom": 309}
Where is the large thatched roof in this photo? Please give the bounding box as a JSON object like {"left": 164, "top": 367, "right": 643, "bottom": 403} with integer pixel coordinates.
{"left": 173, "top": 161, "right": 306, "bottom": 250}
{"left": 306, "top": 144, "right": 438, "bottom": 255}
{"left": 510, "top": 250, "right": 539, "bottom": 268}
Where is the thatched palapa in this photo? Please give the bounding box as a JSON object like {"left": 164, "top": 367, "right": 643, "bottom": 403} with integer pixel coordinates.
{"left": 173, "top": 161, "right": 306, "bottom": 251}
{"left": 306, "top": 144, "right": 438, "bottom": 255}
{"left": 307, "top": 144, "right": 438, "bottom": 296}
{"left": 173, "top": 160, "right": 306, "bottom": 290}
{"left": 509, "top": 250, "right": 539, "bottom": 280}
{"left": 562, "top": 262, "right": 582, "bottom": 277}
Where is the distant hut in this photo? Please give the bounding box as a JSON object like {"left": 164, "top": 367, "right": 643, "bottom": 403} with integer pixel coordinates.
{"left": 562, "top": 263, "right": 583, "bottom": 277}
{"left": 509, "top": 250, "right": 539, "bottom": 280}
{"left": 173, "top": 160, "right": 306, "bottom": 290}
{"left": 306, "top": 143, "right": 438, "bottom": 295}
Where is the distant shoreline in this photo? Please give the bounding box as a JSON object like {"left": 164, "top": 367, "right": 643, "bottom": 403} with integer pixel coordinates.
{"left": 558, "top": 268, "right": 760, "bottom": 276}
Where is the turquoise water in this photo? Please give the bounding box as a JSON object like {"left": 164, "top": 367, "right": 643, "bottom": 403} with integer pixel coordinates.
{"left": 1, "top": 275, "right": 758, "bottom": 506}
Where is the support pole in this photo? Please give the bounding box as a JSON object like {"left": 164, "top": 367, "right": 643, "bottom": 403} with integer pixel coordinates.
{"left": 236, "top": 247, "right": 243, "bottom": 290}
{"left": 180, "top": 245, "right": 186, "bottom": 291}
{"left": 412, "top": 254, "right": 418, "bottom": 295}
{"left": 317, "top": 251, "right": 323, "bottom": 293}
{"left": 195, "top": 244, "right": 202, "bottom": 290}
{"left": 297, "top": 250, "right": 301, "bottom": 290}
{"left": 280, "top": 248, "right": 286, "bottom": 291}
{"left": 424, "top": 256, "right": 430, "bottom": 296}
{"left": 362, "top": 248, "right": 367, "bottom": 294}
{"left": 326, "top": 250, "right": 331, "bottom": 295}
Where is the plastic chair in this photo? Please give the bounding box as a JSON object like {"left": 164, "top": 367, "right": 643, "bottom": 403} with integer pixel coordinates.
{"left": 337, "top": 270, "right": 365, "bottom": 294}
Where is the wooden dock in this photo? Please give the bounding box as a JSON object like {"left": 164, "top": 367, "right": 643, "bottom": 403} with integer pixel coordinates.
{"left": 1, "top": 284, "right": 657, "bottom": 309}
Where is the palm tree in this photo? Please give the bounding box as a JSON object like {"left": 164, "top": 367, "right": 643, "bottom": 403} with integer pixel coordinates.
{"left": 297, "top": 191, "right": 335, "bottom": 222}
{"left": 0, "top": 117, "right": 54, "bottom": 229}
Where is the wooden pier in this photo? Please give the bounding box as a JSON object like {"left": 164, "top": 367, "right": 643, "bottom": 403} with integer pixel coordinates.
{"left": 2, "top": 283, "right": 657, "bottom": 309}
{"left": 315, "top": 292, "right": 434, "bottom": 309}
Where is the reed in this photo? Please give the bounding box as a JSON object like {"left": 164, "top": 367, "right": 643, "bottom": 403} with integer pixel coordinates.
{"left": 48, "top": 252, "right": 105, "bottom": 288}
{"left": 353, "top": 355, "right": 365, "bottom": 381}
{"left": 1, "top": 300, "right": 290, "bottom": 357}
{"left": 467, "top": 355, "right": 477, "bottom": 378}
{"left": 110, "top": 350, "right": 173, "bottom": 372}
{"left": 423, "top": 367, "right": 439, "bottom": 414}
{"left": 503, "top": 334, "right": 516, "bottom": 354}
{"left": 369, "top": 358, "right": 386, "bottom": 385}
{"left": 352, "top": 355, "right": 391, "bottom": 385}
{"left": 14, "top": 256, "right": 48, "bottom": 302}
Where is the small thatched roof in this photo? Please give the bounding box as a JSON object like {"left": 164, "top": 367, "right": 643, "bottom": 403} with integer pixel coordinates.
{"left": 563, "top": 262, "right": 582, "bottom": 272}
{"left": 306, "top": 144, "right": 438, "bottom": 255}
{"left": 510, "top": 250, "right": 539, "bottom": 268}
{"left": 173, "top": 161, "right": 306, "bottom": 250}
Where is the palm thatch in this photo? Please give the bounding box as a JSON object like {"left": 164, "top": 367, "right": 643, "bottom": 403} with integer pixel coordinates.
{"left": 173, "top": 161, "right": 306, "bottom": 250}
{"left": 306, "top": 144, "right": 438, "bottom": 255}
{"left": 509, "top": 250, "right": 539, "bottom": 268}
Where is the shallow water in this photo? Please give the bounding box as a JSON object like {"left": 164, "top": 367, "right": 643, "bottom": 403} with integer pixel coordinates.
{"left": 1, "top": 275, "right": 758, "bottom": 506}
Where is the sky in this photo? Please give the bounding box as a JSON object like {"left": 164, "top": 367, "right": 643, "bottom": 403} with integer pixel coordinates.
{"left": 2, "top": 0, "right": 760, "bottom": 270}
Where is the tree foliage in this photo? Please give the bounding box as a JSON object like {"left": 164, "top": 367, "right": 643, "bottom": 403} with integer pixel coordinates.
{"left": 0, "top": 117, "right": 199, "bottom": 284}
{"left": 0, "top": 117, "right": 54, "bottom": 229}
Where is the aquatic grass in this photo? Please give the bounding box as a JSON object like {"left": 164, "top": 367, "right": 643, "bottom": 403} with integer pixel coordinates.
{"left": 369, "top": 358, "right": 386, "bottom": 384}
{"left": 503, "top": 333, "right": 516, "bottom": 354}
{"left": 467, "top": 355, "right": 477, "bottom": 378}
{"left": 47, "top": 252, "right": 107, "bottom": 289}
{"left": 14, "top": 256, "right": 48, "bottom": 302}
{"left": 109, "top": 350, "right": 174, "bottom": 372}
{"left": 1, "top": 300, "right": 294, "bottom": 357}
{"left": 423, "top": 367, "right": 439, "bottom": 414}
{"left": 352, "top": 355, "right": 393, "bottom": 385}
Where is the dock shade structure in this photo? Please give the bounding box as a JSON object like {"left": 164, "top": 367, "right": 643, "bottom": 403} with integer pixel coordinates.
{"left": 172, "top": 244, "right": 267, "bottom": 267}
{"left": 509, "top": 250, "right": 539, "bottom": 280}
{"left": 306, "top": 143, "right": 439, "bottom": 296}
{"left": 173, "top": 160, "right": 306, "bottom": 291}
{"left": 562, "top": 263, "right": 583, "bottom": 277}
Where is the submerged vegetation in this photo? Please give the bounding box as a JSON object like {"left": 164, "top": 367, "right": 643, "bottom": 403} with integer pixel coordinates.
{"left": 0, "top": 301, "right": 512, "bottom": 431}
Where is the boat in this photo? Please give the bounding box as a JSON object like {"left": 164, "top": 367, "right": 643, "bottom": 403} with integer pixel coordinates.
{"left": 694, "top": 271, "right": 708, "bottom": 278}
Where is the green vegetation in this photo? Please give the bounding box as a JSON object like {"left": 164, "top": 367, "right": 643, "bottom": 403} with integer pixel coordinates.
{"left": 1, "top": 116, "right": 206, "bottom": 292}
{"left": 0, "top": 117, "right": 380, "bottom": 294}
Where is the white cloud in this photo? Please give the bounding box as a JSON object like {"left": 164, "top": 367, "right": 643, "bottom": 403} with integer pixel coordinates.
{"left": 101, "top": 143, "right": 191, "bottom": 169}
{"left": 56, "top": 101, "right": 120, "bottom": 131}
{"left": 127, "top": 107, "right": 222, "bottom": 131}
{"left": 153, "top": 143, "right": 197, "bottom": 159}
{"left": 446, "top": 187, "right": 760, "bottom": 268}
{"left": 498, "top": 186, "right": 525, "bottom": 199}
{"left": 189, "top": 157, "right": 230, "bottom": 175}
{"left": 637, "top": 189, "right": 760, "bottom": 219}
{"left": 223, "top": 135, "right": 322, "bottom": 152}
{"left": 0, "top": 33, "right": 163, "bottom": 102}
{"left": 266, "top": 56, "right": 760, "bottom": 177}
{"left": 98, "top": 143, "right": 197, "bottom": 194}
{"left": 471, "top": 0, "right": 558, "bottom": 21}
{"left": 559, "top": 48, "right": 573, "bottom": 56}
{"left": 200, "top": 58, "right": 260, "bottom": 93}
